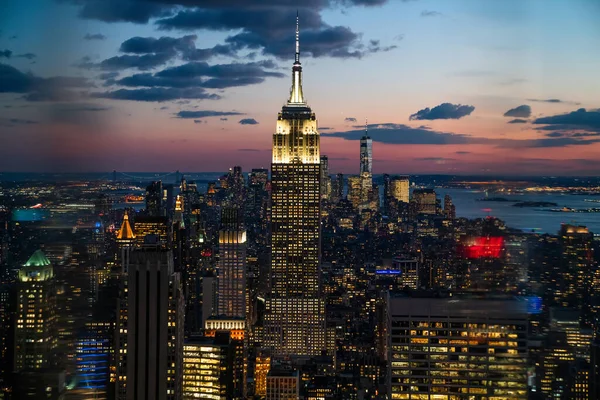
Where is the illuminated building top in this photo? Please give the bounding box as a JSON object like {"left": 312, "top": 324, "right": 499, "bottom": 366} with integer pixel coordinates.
{"left": 19, "top": 249, "right": 53, "bottom": 282}
{"left": 273, "top": 13, "right": 320, "bottom": 165}
{"left": 116, "top": 212, "right": 135, "bottom": 241}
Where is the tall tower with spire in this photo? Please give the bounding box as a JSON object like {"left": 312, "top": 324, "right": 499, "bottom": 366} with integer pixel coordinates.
{"left": 359, "top": 121, "right": 373, "bottom": 209}
{"left": 265, "top": 14, "right": 326, "bottom": 357}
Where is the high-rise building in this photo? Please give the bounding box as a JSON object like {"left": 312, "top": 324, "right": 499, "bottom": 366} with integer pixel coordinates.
{"left": 182, "top": 332, "right": 244, "bottom": 400}
{"left": 266, "top": 368, "right": 299, "bottom": 400}
{"left": 320, "top": 155, "right": 331, "bottom": 200}
{"left": 359, "top": 123, "right": 372, "bottom": 176}
{"left": 14, "top": 250, "right": 64, "bottom": 398}
{"left": 264, "top": 15, "right": 326, "bottom": 357}
{"left": 331, "top": 173, "right": 344, "bottom": 204}
{"left": 115, "top": 248, "right": 184, "bottom": 400}
{"left": 558, "top": 224, "right": 595, "bottom": 326}
{"left": 146, "top": 181, "right": 163, "bottom": 217}
{"left": 14, "top": 250, "right": 57, "bottom": 372}
{"left": 389, "top": 176, "right": 410, "bottom": 204}
{"left": 443, "top": 194, "right": 456, "bottom": 220}
{"left": 133, "top": 215, "right": 170, "bottom": 249}
{"left": 387, "top": 293, "right": 529, "bottom": 399}
{"left": 217, "top": 207, "right": 247, "bottom": 319}
{"left": 412, "top": 188, "right": 437, "bottom": 215}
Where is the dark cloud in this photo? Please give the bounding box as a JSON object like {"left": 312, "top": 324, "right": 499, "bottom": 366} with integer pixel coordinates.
{"left": 16, "top": 53, "right": 36, "bottom": 60}
{"left": 545, "top": 132, "right": 565, "bottom": 138}
{"left": 345, "top": 117, "right": 357, "bottom": 122}
{"left": 0, "top": 50, "right": 12, "bottom": 58}
{"left": 99, "top": 53, "right": 173, "bottom": 71}
{"left": 325, "top": 123, "right": 600, "bottom": 148}
{"left": 239, "top": 118, "right": 258, "bottom": 125}
{"left": 91, "top": 87, "right": 220, "bottom": 102}
{"left": 43, "top": 103, "right": 112, "bottom": 125}
{"left": 220, "top": 117, "right": 228, "bottom": 121}
{"left": 109, "top": 61, "right": 283, "bottom": 92}
{"left": 455, "top": 151, "right": 471, "bottom": 154}
{"left": 175, "top": 110, "right": 243, "bottom": 119}
{"left": 0, "top": 63, "right": 89, "bottom": 101}
{"left": 77, "top": 0, "right": 169, "bottom": 24}
{"left": 98, "top": 72, "right": 119, "bottom": 80}
{"left": 508, "top": 119, "right": 528, "bottom": 124}
{"left": 0, "top": 118, "right": 38, "bottom": 127}
{"left": 120, "top": 35, "right": 196, "bottom": 54}
{"left": 319, "top": 126, "right": 331, "bottom": 130}
{"left": 503, "top": 105, "right": 531, "bottom": 118}
{"left": 237, "top": 148, "right": 262, "bottom": 152}
{"left": 409, "top": 103, "right": 475, "bottom": 120}
{"left": 421, "top": 10, "right": 442, "bottom": 17}
{"left": 157, "top": 7, "right": 393, "bottom": 59}
{"left": 84, "top": 33, "right": 107, "bottom": 40}
{"left": 415, "top": 157, "right": 454, "bottom": 161}
{"left": 527, "top": 98, "right": 581, "bottom": 105}
{"left": 533, "top": 109, "right": 600, "bottom": 132}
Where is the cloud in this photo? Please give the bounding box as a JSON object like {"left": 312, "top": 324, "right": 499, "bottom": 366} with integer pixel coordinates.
{"left": 325, "top": 122, "right": 600, "bottom": 148}
{"left": 84, "top": 33, "right": 106, "bottom": 40}
{"left": 455, "top": 151, "right": 471, "bottom": 154}
{"left": 527, "top": 98, "right": 581, "bottom": 106}
{"left": 409, "top": 103, "right": 475, "bottom": 120}
{"left": 0, "top": 118, "right": 38, "bottom": 127}
{"left": 16, "top": 53, "right": 36, "bottom": 60}
{"left": 157, "top": 7, "right": 394, "bottom": 59}
{"left": 175, "top": 110, "right": 244, "bottom": 119}
{"left": 507, "top": 119, "right": 528, "bottom": 124}
{"left": 98, "top": 53, "right": 174, "bottom": 71}
{"left": 319, "top": 126, "right": 331, "bottom": 130}
{"left": 239, "top": 118, "right": 258, "bottom": 125}
{"left": 43, "top": 103, "right": 112, "bottom": 125}
{"left": 415, "top": 157, "right": 454, "bottom": 161}
{"left": 533, "top": 108, "right": 600, "bottom": 132}
{"left": 345, "top": 117, "right": 357, "bottom": 122}
{"left": 0, "top": 50, "right": 11, "bottom": 58}
{"left": 98, "top": 71, "right": 119, "bottom": 80}
{"left": 220, "top": 117, "right": 228, "bottom": 121}
{"left": 421, "top": 10, "right": 442, "bottom": 17}
{"left": 76, "top": 0, "right": 169, "bottom": 24}
{"left": 237, "top": 148, "right": 262, "bottom": 152}
{"left": 503, "top": 105, "right": 531, "bottom": 118}
{"left": 120, "top": 35, "right": 195, "bottom": 54}
{"left": 0, "top": 63, "right": 90, "bottom": 101}
{"left": 91, "top": 87, "right": 220, "bottom": 102}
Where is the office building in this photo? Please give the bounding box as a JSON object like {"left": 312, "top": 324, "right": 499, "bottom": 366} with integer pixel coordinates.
{"left": 14, "top": 250, "right": 64, "bottom": 398}
{"left": 133, "top": 215, "right": 170, "bottom": 248}
{"left": 320, "top": 155, "right": 331, "bottom": 200}
{"left": 412, "top": 188, "right": 437, "bottom": 215}
{"left": 266, "top": 369, "right": 299, "bottom": 400}
{"left": 387, "top": 293, "right": 529, "bottom": 399}
{"left": 217, "top": 208, "right": 247, "bottom": 319}
{"left": 146, "top": 181, "right": 163, "bottom": 217}
{"left": 182, "top": 332, "right": 244, "bottom": 400}
{"left": 331, "top": 173, "right": 344, "bottom": 204}
{"left": 14, "top": 250, "right": 58, "bottom": 372}
{"left": 115, "top": 248, "right": 184, "bottom": 400}
{"left": 389, "top": 176, "right": 410, "bottom": 204}
{"left": 264, "top": 16, "right": 326, "bottom": 357}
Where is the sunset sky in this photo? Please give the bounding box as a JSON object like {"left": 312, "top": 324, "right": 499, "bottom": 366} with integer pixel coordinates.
{"left": 1, "top": 0, "right": 600, "bottom": 175}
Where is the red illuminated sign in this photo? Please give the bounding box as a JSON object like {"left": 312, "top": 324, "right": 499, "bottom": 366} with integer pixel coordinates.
{"left": 460, "top": 237, "right": 504, "bottom": 259}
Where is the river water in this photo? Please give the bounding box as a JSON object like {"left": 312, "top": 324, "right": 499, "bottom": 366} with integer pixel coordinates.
{"left": 435, "top": 188, "right": 600, "bottom": 234}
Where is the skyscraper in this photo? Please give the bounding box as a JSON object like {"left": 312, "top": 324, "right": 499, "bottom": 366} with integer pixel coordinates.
{"left": 320, "top": 155, "right": 331, "bottom": 200}
{"left": 145, "top": 181, "right": 163, "bottom": 217}
{"left": 115, "top": 248, "right": 184, "bottom": 400}
{"left": 217, "top": 207, "right": 247, "bottom": 319}
{"left": 264, "top": 15, "right": 326, "bottom": 357}
{"left": 359, "top": 122, "right": 372, "bottom": 176}
{"left": 387, "top": 293, "right": 529, "bottom": 399}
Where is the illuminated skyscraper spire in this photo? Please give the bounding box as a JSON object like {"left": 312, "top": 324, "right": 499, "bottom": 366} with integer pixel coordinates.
{"left": 289, "top": 11, "right": 304, "bottom": 104}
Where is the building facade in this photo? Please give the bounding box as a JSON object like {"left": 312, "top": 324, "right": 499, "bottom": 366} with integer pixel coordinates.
{"left": 264, "top": 16, "right": 326, "bottom": 358}
{"left": 387, "top": 293, "right": 529, "bottom": 399}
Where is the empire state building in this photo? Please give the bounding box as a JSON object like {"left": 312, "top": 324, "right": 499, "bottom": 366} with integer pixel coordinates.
{"left": 264, "top": 15, "right": 326, "bottom": 357}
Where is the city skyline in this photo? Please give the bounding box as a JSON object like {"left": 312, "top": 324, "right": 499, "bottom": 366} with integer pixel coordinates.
{"left": 1, "top": 0, "right": 600, "bottom": 175}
